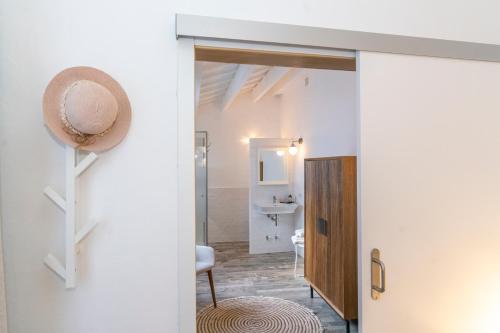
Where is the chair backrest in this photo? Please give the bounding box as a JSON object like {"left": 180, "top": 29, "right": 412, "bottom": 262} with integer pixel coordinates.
{"left": 196, "top": 245, "right": 215, "bottom": 266}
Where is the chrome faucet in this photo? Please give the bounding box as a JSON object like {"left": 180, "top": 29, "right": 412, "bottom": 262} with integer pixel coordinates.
{"left": 273, "top": 195, "right": 278, "bottom": 204}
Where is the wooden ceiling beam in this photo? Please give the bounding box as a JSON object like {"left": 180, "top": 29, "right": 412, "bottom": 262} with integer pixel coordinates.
{"left": 195, "top": 46, "right": 356, "bottom": 71}
{"left": 222, "top": 64, "right": 254, "bottom": 111}
{"left": 252, "top": 66, "right": 291, "bottom": 102}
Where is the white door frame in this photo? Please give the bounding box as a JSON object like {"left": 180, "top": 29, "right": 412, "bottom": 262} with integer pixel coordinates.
{"left": 177, "top": 37, "right": 197, "bottom": 333}
{"left": 176, "top": 14, "right": 500, "bottom": 333}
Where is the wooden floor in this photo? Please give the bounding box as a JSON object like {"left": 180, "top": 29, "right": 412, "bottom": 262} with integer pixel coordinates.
{"left": 196, "top": 241, "right": 358, "bottom": 333}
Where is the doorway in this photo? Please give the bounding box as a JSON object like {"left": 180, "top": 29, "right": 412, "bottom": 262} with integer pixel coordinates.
{"left": 192, "top": 44, "right": 359, "bottom": 332}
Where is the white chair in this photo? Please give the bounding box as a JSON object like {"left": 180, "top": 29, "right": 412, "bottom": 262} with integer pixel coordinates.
{"left": 291, "top": 229, "right": 304, "bottom": 277}
{"left": 196, "top": 245, "right": 217, "bottom": 307}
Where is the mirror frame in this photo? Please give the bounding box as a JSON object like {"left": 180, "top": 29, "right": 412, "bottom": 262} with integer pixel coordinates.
{"left": 257, "top": 147, "right": 289, "bottom": 185}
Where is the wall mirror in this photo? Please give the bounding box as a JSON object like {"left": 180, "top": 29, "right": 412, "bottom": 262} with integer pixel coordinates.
{"left": 257, "top": 148, "right": 288, "bottom": 185}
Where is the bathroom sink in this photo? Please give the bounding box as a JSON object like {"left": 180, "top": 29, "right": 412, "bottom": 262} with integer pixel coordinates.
{"left": 255, "top": 202, "right": 299, "bottom": 215}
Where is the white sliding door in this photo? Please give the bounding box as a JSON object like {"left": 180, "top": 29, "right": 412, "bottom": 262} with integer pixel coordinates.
{"left": 359, "top": 51, "right": 500, "bottom": 333}
{"left": 0, "top": 213, "right": 6, "bottom": 333}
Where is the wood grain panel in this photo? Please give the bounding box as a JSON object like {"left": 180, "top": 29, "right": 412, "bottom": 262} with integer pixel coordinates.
{"left": 304, "top": 161, "right": 316, "bottom": 281}
{"left": 304, "top": 160, "right": 317, "bottom": 282}
{"left": 341, "top": 157, "right": 358, "bottom": 320}
{"left": 326, "top": 159, "right": 344, "bottom": 312}
{"left": 304, "top": 156, "right": 358, "bottom": 321}
{"left": 195, "top": 46, "right": 356, "bottom": 71}
{"left": 314, "top": 160, "right": 329, "bottom": 293}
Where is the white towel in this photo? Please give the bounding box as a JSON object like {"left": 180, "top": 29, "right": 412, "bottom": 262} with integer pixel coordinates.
{"left": 295, "top": 229, "right": 304, "bottom": 237}
{"left": 291, "top": 235, "right": 304, "bottom": 245}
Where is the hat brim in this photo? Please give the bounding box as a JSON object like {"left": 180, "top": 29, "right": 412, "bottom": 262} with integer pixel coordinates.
{"left": 43, "top": 66, "right": 131, "bottom": 152}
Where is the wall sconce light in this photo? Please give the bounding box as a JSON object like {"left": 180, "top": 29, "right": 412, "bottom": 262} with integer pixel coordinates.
{"left": 240, "top": 137, "right": 250, "bottom": 144}
{"left": 276, "top": 150, "right": 285, "bottom": 157}
{"left": 289, "top": 137, "right": 303, "bottom": 156}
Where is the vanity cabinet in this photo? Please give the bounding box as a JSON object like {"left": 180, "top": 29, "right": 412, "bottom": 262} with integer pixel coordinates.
{"left": 304, "top": 156, "right": 357, "bottom": 320}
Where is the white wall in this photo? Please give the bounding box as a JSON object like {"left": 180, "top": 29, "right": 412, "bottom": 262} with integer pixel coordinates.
{"left": 196, "top": 93, "right": 281, "bottom": 189}
{"left": 0, "top": 2, "right": 179, "bottom": 332}
{"left": 196, "top": 93, "right": 281, "bottom": 243}
{"left": 206, "top": 188, "right": 248, "bottom": 243}
{"left": 1, "top": 0, "right": 500, "bottom": 332}
{"left": 280, "top": 69, "right": 357, "bottom": 233}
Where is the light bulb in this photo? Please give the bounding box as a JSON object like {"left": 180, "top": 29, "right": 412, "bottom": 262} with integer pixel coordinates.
{"left": 276, "top": 150, "right": 285, "bottom": 156}
{"left": 288, "top": 145, "right": 298, "bottom": 155}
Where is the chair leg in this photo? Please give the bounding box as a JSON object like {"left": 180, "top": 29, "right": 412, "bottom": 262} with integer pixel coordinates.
{"left": 207, "top": 270, "right": 217, "bottom": 308}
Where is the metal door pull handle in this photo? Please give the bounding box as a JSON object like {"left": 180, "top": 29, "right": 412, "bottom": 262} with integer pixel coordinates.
{"left": 371, "top": 257, "right": 385, "bottom": 293}
{"left": 371, "top": 248, "right": 386, "bottom": 299}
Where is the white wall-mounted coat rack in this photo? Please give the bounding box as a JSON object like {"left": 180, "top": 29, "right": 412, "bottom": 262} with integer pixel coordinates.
{"left": 43, "top": 146, "right": 99, "bottom": 288}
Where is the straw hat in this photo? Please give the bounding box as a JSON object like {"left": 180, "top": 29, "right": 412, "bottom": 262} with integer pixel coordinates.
{"left": 43, "top": 66, "right": 131, "bottom": 152}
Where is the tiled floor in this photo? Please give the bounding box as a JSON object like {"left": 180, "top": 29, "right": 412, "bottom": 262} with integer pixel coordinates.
{"left": 196, "top": 241, "right": 358, "bottom": 333}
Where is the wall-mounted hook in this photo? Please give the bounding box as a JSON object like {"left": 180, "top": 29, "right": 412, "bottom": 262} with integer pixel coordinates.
{"left": 43, "top": 146, "right": 99, "bottom": 289}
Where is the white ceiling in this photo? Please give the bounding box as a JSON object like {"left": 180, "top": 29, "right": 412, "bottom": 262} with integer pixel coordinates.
{"left": 196, "top": 61, "right": 273, "bottom": 106}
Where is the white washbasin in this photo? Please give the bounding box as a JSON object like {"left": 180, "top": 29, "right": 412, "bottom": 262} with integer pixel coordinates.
{"left": 255, "top": 202, "right": 299, "bottom": 215}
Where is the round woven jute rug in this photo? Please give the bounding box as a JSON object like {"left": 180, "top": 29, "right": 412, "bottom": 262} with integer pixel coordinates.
{"left": 197, "top": 296, "right": 323, "bottom": 333}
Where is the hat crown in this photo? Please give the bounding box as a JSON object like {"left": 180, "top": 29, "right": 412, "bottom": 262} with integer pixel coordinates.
{"left": 64, "top": 80, "right": 118, "bottom": 135}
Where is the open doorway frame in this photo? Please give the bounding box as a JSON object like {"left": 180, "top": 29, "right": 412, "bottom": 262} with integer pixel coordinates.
{"left": 176, "top": 14, "right": 499, "bottom": 333}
